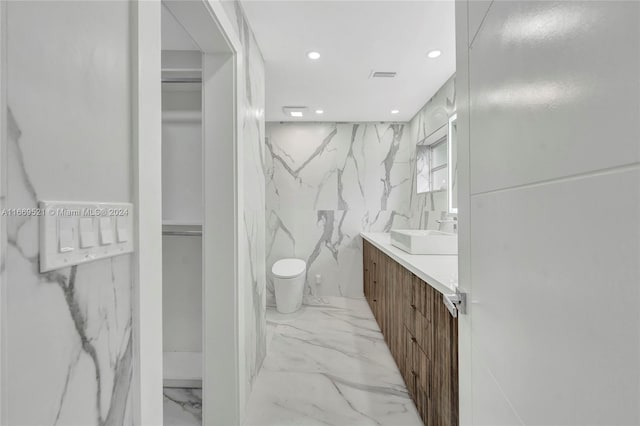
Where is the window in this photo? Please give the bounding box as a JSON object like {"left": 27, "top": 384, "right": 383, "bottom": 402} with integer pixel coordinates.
{"left": 416, "top": 134, "right": 448, "bottom": 194}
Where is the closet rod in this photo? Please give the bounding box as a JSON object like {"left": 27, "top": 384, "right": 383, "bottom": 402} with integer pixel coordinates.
{"left": 162, "top": 230, "right": 202, "bottom": 236}
{"left": 162, "top": 77, "right": 202, "bottom": 83}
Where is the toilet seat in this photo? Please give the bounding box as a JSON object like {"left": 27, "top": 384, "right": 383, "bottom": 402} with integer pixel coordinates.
{"left": 272, "top": 258, "right": 306, "bottom": 279}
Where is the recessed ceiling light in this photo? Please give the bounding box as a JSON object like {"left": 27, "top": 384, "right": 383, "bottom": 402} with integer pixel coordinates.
{"left": 315, "top": 109, "right": 324, "bottom": 114}
{"left": 427, "top": 50, "right": 441, "bottom": 59}
{"left": 307, "top": 51, "right": 321, "bottom": 60}
{"left": 391, "top": 109, "right": 400, "bottom": 114}
{"left": 290, "top": 111, "right": 304, "bottom": 117}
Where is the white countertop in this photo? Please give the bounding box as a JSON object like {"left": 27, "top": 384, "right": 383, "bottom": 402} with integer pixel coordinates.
{"left": 361, "top": 232, "right": 458, "bottom": 295}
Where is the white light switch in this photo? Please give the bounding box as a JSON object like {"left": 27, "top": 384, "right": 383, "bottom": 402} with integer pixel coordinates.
{"left": 40, "top": 201, "right": 134, "bottom": 272}
{"left": 116, "top": 216, "right": 129, "bottom": 243}
{"left": 58, "top": 218, "right": 75, "bottom": 253}
{"left": 99, "top": 217, "right": 114, "bottom": 245}
{"left": 79, "top": 218, "right": 96, "bottom": 248}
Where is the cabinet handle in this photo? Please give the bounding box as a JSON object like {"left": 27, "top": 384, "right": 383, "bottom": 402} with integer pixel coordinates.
{"left": 411, "top": 336, "right": 417, "bottom": 343}
{"left": 410, "top": 304, "right": 416, "bottom": 310}
{"left": 411, "top": 369, "right": 418, "bottom": 377}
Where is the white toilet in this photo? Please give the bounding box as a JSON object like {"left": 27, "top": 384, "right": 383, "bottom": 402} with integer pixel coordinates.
{"left": 271, "top": 258, "right": 306, "bottom": 314}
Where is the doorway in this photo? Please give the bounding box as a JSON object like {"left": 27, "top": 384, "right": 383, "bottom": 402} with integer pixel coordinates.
{"left": 155, "top": 1, "right": 240, "bottom": 424}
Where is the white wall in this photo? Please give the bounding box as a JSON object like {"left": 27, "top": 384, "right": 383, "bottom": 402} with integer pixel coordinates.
{"left": 457, "top": 1, "right": 640, "bottom": 424}
{"left": 162, "top": 86, "right": 202, "bottom": 225}
{"left": 162, "top": 235, "right": 202, "bottom": 352}
{"left": 161, "top": 86, "right": 203, "bottom": 353}
{"left": 5, "top": 1, "right": 134, "bottom": 424}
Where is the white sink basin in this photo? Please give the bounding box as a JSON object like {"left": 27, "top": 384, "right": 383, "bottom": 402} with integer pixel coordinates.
{"left": 390, "top": 229, "right": 458, "bottom": 255}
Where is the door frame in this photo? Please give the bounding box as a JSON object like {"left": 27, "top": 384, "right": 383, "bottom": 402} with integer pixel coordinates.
{"left": 133, "top": 0, "right": 244, "bottom": 424}
{"left": 455, "top": 0, "right": 472, "bottom": 423}
{"left": 0, "top": 1, "right": 7, "bottom": 424}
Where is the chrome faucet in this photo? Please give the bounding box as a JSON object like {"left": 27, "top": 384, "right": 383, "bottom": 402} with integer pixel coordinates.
{"left": 436, "top": 216, "right": 457, "bottom": 233}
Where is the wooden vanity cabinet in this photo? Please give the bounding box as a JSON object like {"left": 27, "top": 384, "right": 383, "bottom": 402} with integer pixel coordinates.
{"left": 363, "top": 239, "right": 458, "bottom": 426}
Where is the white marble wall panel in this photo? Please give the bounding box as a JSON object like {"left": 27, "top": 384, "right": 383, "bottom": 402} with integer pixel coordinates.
{"left": 266, "top": 123, "right": 412, "bottom": 299}
{"left": 5, "top": 2, "right": 134, "bottom": 424}
{"left": 221, "top": 0, "right": 268, "bottom": 406}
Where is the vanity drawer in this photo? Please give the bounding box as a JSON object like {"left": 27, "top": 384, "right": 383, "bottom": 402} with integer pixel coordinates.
{"left": 404, "top": 327, "right": 430, "bottom": 396}
{"left": 414, "top": 309, "right": 434, "bottom": 359}
{"left": 403, "top": 273, "right": 424, "bottom": 329}
{"left": 404, "top": 278, "right": 434, "bottom": 356}
{"left": 403, "top": 327, "right": 416, "bottom": 395}
{"left": 414, "top": 274, "right": 435, "bottom": 319}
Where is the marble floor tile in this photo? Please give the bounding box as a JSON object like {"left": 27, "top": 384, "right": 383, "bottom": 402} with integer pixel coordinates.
{"left": 244, "top": 297, "right": 422, "bottom": 426}
{"left": 164, "top": 388, "right": 202, "bottom": 426}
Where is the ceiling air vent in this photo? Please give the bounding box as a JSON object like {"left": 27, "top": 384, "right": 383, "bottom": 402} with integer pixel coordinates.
{"left": 282, "top": 106, "right": 308, "bottom": 118}
{"left": 370, "top": 71, "right": 397, "bottom": 78}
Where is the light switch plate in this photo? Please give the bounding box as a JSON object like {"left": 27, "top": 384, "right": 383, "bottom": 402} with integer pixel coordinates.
{"left": 116, "top": 216, "right": 129, "bottom": 243}
{"left": 39, "top": 201, "right": 134, "bottom": 272}
{"left": 99, "top": 217, "right": 114, "bottom": 245}
{"left": 58, "top": 217, "right": 76, "bottom": 253}
{"left": 79, "top": 218, "right": 96, "bottom": 248}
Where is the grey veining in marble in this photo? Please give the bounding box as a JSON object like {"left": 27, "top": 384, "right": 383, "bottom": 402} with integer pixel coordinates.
{"left": 164, "top": 388, "right": 202, "bottom": 426}
{"left": 265, "top": 77, "right": 457, "bottom": 301}
{"left": 244, "top": 297, "right": 422, "bottom": 426}
{"left": 265, "top": 122, "right": 413, "bottom": 299}
{"left": 5, "top": 3, "right": 134, "bottom": 423}
{"left": 6, "top": 107, "right": 133, "bottom": 425}
{"left": 221, "top": 0, "right": 268, "bottom": 404}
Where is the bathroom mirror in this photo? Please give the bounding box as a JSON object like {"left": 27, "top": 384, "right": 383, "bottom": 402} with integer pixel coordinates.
{"left": 448, "top": 113, "right": 458, "bottom": 213}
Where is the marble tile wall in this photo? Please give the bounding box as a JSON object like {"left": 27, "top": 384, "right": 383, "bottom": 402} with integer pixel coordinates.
{"left": 265, "top": 75, "right": 456, "bottom": 300}
{"left": 265, "top": 122, "right": 413, "bottom": 300}
{"left": 220, "top": 0, "right": 268, "bottom": 407}
{"left": 406, "top": 74, "right": 457, "bottom": 229}
{"left": 4, "top": 2, "right": 134, "bottom": 425}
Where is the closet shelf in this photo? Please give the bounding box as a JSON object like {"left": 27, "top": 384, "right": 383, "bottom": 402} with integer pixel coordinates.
{"left": 162, "top": 110, "right": 201, "bottom": 123}
{"left": 162, "top": 222, "right": 202, "bottom": 237}
{"left": 162, "top": 221, "right": 202, "bottom": 227}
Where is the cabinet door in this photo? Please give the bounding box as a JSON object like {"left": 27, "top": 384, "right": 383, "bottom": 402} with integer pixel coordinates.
{"left": 432, "top": 296, "right": 459, "bottom": 426}
{"left": 403, "top": 271, "right": 416, "bottom": 334}
{"left": 370, "top": 246, "right": 381, "bottom": 323}
{"left": 381, "top": 254, "right": 395, "bottom": 339}
{"left": 363, "top": 240, "right": 371, "bottom": 302}
{"left": 403, "top": 326, "right": 416, "bottom": 396}
{"left": 416, "top": 346, "right": 431, "bottom": 426}
{"left": 415, "top": 279, "right": 435, "bottom": 359}
{"left": 391, "top": 261, "right": 405, "bottom": 368}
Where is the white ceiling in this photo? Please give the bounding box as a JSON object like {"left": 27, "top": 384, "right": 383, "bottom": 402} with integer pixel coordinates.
{"left": 241, "top": 0, "right": 456, "bottom": 122}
